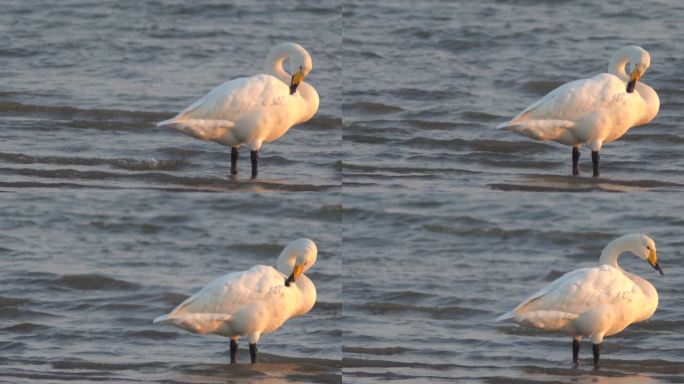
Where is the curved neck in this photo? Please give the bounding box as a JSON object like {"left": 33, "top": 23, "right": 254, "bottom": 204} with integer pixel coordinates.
{"left": 598, "top": 236, "right": 633, "bottom": 268}
{"left": 608, "top": 54, "right": 629, "bottom": 82}
{"left": 265, "top": 48, "right": 291, "bottom": 84}
{"left": 276, "top": 251, "right": 295, "bottom": 276}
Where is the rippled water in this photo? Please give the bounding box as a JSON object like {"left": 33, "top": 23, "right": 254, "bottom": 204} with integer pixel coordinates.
{"left": 344, "top": 191, "right": 684, "bottom": 383}
{"left": 343, "top": 0, "right": 684, "bottom": 193}
{"left": 1, "top": 1, "right": 342, "bottom": 382}
{"left": 1, "top": 0, "right": 341, "bottom": 192}
{"left": 342, "top": 0, "right": 684, "bottom": 382}
{"left": 3, "top": 0, "right": 684, "bottom": 383}
{"left": 0, "top": 192, "right": 341, "bottom": 383}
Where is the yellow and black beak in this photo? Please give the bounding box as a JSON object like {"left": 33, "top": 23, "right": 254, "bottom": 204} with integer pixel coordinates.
{"left": 647, "top": 248, "right": 664, "bottom": 276}
{"left": 285, "top": 264, "right": 304, "bottom": 286}
{"left": 290, "top": 70, "right": 304, "bottom": 94}
{"left": 626, "top": 68, "right": 642, "bottom": 93}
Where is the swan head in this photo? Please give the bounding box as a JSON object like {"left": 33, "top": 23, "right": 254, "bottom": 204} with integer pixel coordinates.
{"left": 612, "top": 46, "right": 651, "bottom": 93}
{"left": 286, "top": 44, "right": 313, "bottom": 95}
{"left": 265, "top": 42, "right": 313, "bottom": 95}
{"left": 626, "top": 233, "right": 663, "bottom": 275}
{"left": 276, "top": 238, "right": 318, "bottom": 286}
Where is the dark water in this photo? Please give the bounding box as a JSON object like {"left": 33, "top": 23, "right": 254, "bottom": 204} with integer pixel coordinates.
{"left": 341, "top": 0, "right": 684, "bottom": 382}
{"left": 343, "top": 0, "right": 684, "bottom": 193}
{"left": 0, "top": 0, "right": 341, "bottom": 192}
{"left": 343, "top": 191, "right": 684, "bottom": 383}
{"left": 3, "top": 0, "right": 684, "bottom": 383}
{"left": 1, "top": 1, "right": 342, "bottom": 382}
{"left": 0, "top": 192, "right": 341, "bottom": 383}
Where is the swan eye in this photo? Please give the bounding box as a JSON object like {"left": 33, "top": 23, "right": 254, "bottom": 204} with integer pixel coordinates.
{"left": 299, "top": 65, "right": 303, "bottom": 70}
{"left": 646, "top": 245, "right": 651, "bottom": 250}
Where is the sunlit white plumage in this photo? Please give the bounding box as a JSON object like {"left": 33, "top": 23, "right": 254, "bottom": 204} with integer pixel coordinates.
{"left": 497, "top": 234, "right": 663, "bottom": 364}
{"left": 154, "top": 238, "right": 318, "bottom": 363}
{"left": 498, "top": 46, "right": 659, "bottom": 177}
{"left": 157, "top": 42, "right": 319, "bottom": 177}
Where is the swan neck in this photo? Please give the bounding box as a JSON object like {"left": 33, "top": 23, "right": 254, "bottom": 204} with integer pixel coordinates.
{"left": 608, "top": 54, "right": 629, "bottom": 82}
{"left": 265, "top": 48, "right": 291, "bottom": 84}
{"left": 276, "top": 251, "right": 295, "bottom": 276}
{"left": 598, "top": 237, "right": 631, "bottom": 268}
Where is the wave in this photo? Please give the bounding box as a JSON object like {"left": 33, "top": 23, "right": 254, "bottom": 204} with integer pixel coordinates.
{"left": 0, "top": 152, "right": 189, "bottom": 172}
{"left": 403, "top": 136, "right": 552, "bottom": 153}
{"left": 0, "top": 167, "right": 337, "bottom": 192}
{"left": 0, "top": 101, "right": 167, "bottom": 127}
{"left": 52, "top": 274, "right": 140, "bottom": 291}
{"left": 356, "top": 302, "right": 487, "bottom": 319}
{"left": 343, "top": 346, "right": 413, "bottom": 356}
{"left": 307, "top": 115, "right": 342, "bottom": 131}
{"left": 1, "top": 322, "right": 52, "bottom": 333}
{"left": 490, "top": 175, "right": 683, "bottom": 192}
{"left": 344, "top": 101, "right": 404, "bottom": 114}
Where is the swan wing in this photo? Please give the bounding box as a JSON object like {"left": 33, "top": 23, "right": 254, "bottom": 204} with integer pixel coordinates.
{"left": 154, "top": 265, "right": 287, "bottom": 332}
{"left": 498, "top": 266, "right": 638, "bottom": 328}
{"left": 498, "top": 74, "right": 627, "bottom": 141}
{"left": 157, "top": 74, "right": 290, "bottom": 141}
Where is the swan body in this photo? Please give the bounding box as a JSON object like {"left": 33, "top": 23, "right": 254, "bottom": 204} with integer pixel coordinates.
{"left": 157, "top": 42, "right": 319, "bottom": 178}
{"left": 498, "top": 46, "right": 659, "bottom": 177}
{"left": 497, "top": 234, "right": 663, "bottom": 364}
{"left": 154, "top": 238, "right": 318, "bottom": 363}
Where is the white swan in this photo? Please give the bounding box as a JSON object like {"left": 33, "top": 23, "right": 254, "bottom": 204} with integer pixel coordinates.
{"left": 497, "top": 46, "right": 660, "bottom": 177}
{"left": 497, "top": 234, "right": 663, "bottom": 365}
{"left": 157, "top": 42, "right": 319, "bottom": 178}
{"left": 154, "top": 238, "right": 318, "bottom": 364}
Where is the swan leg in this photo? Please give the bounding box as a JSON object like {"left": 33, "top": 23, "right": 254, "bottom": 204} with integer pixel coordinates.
{"left": 592, "top": 343, "right": 601, "bottom": 365}
{"left": 249, "top": 343, "right": 258, "bottom": 364}
{"left": 591, "top": 151, "right": 600, "bottom": 177}
{"left": 572, "top": 146, "right": 580, "bottom": 175}
{"left": 572, "top": 338, "right": 580, "bottom": 364}
{"left": 230, "top": 339, "right": 238, "bottom": 364}
{"left": 231, "top": 147, "right": 239, "bottom": 175}
{"left": 250, "top": 151, "right": 259, "bottom": 179}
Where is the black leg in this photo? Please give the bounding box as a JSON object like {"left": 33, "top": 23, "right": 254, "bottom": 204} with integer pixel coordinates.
{"left": 230, "top": 339, "right": 237, "bottom": 364}
{"left": 250, "top": 150, "right": 259, "bottom": 179}
{"left": 572, "top": 147, "right": 580, "bottom": 175}
{"left": 592, "top": 343, "right": 601, "bottom": 365}
{"left": 249, "top": 343, "right": 258, "bottom": 364}
{"left": 573, "top": 339, "right": 580, "bottom": 364}
{"left": 592, "top": 151, "right": 600, "bottom": 177}
{"left": 231, "top": 147, "right": 239, "bottom": 175}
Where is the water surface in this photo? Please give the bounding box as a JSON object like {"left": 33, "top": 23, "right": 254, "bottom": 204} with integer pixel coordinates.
{"left": 1, "top": 0, "right": 341, "bottom": 192}
{"left": 1, "top": 192, "right": 342, "bottom": 383}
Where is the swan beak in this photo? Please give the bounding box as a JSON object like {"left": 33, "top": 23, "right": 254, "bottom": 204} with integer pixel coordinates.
{"left": 626, "top": 68, "right": 642, "bottom": 93}
{"left": 290, "top": 70, "right": 304, "bottom": 94}
{"left": 647, "top": 249, "right": 664, "bottom": 276}
{"left": 285, "top": 264, "right": 304, "bottom": 286}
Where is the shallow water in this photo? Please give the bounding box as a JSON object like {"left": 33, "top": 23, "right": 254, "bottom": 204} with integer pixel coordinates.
{"left": 341, "top": 0, "right": 684, "bottom": 382}
{"left": 1, "top": 1, "right": 342, "bottom": 382}
{"left": 3, "top": 0, "right": 684, "bottom": 383}
{"left": 343, "top": 191, "right": 684, "bottom": 383}
{"left": 0, "top": 192, "right": 341, "bottom": 383}
{"left": 343, "top": 0, "right": 684, "bottom": 193}
{"left": 0, "top": 0, "right": 341, "bottom": 192}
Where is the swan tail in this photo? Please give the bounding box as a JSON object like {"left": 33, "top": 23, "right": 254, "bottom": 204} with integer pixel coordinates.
{"left": 503, "top": 120, "right": 575, "bottom": 141}
{"left": 159, "top": 118, "right": 236, "bottom": 141}
{"left": 496, "top": 120, "right": 516, "bottom": 130}
{"left": 503, "top": 310, "right": 579, "bottom": 330}
{"left": 156, "top": 118, "right": 179, "bottom": 128}
{"left": 496, "top": 311, "right": 516, "bottom": 322}
{"left": 153, "top": 313, "right": 233, "bottom": 334}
